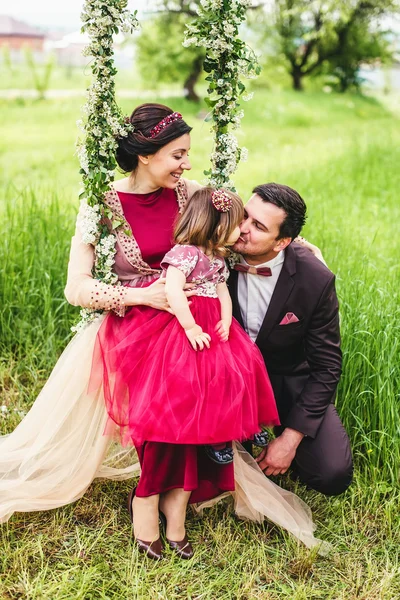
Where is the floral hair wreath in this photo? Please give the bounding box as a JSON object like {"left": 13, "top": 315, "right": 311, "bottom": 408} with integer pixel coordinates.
{"left": 211, "top": 189, "right": 232, "bottom": 213}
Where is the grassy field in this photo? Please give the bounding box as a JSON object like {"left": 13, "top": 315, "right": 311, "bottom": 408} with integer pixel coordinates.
{"left": 0, "top": 64, "right": 160, "bottom": 92}
{"left": 0, "top": 89, "right": 399, "bottom": 598}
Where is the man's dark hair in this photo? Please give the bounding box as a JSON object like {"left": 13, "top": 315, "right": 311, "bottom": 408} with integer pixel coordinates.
{"left": 252, "top": 183, "right": 307, "bottom": 240}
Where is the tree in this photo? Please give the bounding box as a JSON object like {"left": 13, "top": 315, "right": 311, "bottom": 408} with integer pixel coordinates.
{"left": 24, "top": 48, "right": 55, "bottom": 101}
{"left": 136, "top": 1, "right": 263, "bottom": 101}
{"left": 136, "top": 3, "right": 205, "bottom": 101}
{"left": 321, "top": 17, "right": 392, "bottom": 92}
{"left": 273, "top": 0, "right": 398, "bottom": 91}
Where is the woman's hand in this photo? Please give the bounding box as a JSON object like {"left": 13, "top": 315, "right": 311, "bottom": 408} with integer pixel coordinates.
{"left": 138, "top": 278, "right": 171, "bottom": 311}
{"left": 127, "top": 278, "right": 196, "bottom": 312}
{"left": 185, "top": 324, "right": 211, "bottom": 351}
{"left": 294, "top": 236, "right": 327, "bottom": 266}
{"left": 215, "top": 320, "right": 230, "bottom": 342}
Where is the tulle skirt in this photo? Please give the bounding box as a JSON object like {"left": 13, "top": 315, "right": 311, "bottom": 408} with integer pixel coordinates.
{"left": 91, "top": 296, "right": 280, "bottom": 446}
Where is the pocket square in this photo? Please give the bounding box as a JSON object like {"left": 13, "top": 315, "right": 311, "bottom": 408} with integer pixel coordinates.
{"left": 279, "top": 312, "right": 300, "bottom": 325}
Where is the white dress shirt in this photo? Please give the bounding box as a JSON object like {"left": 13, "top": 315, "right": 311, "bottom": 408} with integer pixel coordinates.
{"left": 237, "top": 251, "right": 285, "bottom": 341}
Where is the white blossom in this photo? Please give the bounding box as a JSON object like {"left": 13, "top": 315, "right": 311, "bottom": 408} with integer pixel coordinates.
{"left": 184, "top": 0, "right": 259, "bottom": 188}
{"left": 242, "top": 92, "right": 254, "bottom": 102}
{"left": 79, "top": 202, "right": 101, "bottom": 244}
{"left": 74, "top": 0, "right": 138, "bottom": 330}
{"left": 182, "top": 37, "right": 197, "bottom": 48}
{"left": 240, "top": 147, "right": 249, "bottom": 162}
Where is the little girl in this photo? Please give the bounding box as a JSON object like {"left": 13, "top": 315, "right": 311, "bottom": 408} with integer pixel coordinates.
{"left": 93, "top": 187, "right": 279, "bottom": 461}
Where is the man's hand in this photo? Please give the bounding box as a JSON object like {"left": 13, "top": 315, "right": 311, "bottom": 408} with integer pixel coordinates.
{"left": 256, "top": 428, "right": 304, "bottom": 476}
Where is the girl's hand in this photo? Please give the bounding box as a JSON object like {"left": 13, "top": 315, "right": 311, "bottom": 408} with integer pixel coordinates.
{"left": 215, "top": 320, "right": 230, "bottom": 342}
{"left": 185, "top": 324, "right": 211, "bottom": 351}
{"left": 294, "top": 236, "right": 327, "bottom": 266}
{"left": 184, "top": 283, "right": 198, "bottom": 298}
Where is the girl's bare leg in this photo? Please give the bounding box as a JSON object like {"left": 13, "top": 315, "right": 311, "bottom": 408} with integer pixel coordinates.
{"left": 159, "top": 488, "right": 191, "bottom": 541}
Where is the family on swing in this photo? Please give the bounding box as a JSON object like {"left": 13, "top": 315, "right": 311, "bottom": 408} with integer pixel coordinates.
{"left": 0, "top": 103, "right": 352, "bottom": 560}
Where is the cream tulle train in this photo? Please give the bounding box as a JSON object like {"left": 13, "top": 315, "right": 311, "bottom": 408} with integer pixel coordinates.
{"left": 0, "top": 317, "right": 330, "bottom": 555}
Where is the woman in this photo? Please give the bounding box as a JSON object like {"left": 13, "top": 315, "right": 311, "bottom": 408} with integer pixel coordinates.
{"left": 0, "top": 103, "right": 328, "bottom": 558}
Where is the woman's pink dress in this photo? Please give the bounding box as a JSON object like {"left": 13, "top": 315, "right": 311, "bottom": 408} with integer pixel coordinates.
{"left": 94, "top": 242, "right": 279, "bottom": 448}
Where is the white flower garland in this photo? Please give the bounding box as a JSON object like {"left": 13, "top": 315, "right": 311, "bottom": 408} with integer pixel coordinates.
{"left": 74, "top": 0, "right": 257, "bottom": 330}
{"left": 184, "top": 0, "right": 260, "bottom": 190}
{"left": 73, "top": 0, "right": 139, "bottom": 332}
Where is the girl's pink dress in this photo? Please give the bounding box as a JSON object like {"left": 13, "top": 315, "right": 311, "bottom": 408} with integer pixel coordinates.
{"left": 93, "top": 244, "right": 280, "bottom": 447}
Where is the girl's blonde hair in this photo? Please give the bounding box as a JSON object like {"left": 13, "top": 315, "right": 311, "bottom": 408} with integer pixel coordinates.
{"left": 174, "top": 187, "right": 244, "bottom": 257}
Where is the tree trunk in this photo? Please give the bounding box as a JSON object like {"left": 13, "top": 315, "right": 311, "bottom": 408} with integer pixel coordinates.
{"left": 291, "top": 68, "right": 304, "bottom": 91}
{"left": 338, "top": 77, "right": 348, "bottom": 93}
{"left": 183, "top": 55, "right": 203, "bottom": 102}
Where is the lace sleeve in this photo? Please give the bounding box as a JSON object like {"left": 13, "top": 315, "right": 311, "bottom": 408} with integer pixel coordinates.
{"left": 217, "top": 261, "right": 230, "bottom": 284}
{"left": 160, "top": 244, "right": 199, "bottom": 278}
{"left": 64, "top": 209, "right": 127, "bottom": 316}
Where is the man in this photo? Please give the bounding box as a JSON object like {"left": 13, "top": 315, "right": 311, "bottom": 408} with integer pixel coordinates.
{"left": 229, "top": 183, "right": 352, "bottom": 496}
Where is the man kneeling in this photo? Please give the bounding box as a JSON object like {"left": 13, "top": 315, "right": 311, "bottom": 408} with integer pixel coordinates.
{"left": 229, "top": 183, "right": 353, "bottom": 496}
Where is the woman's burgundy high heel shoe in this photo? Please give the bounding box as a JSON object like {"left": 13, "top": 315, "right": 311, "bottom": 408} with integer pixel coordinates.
{"left": 127, "top": 488, "right": 164, "bottom": 560}
{"left": 159, "top": 510, "right": 194, "bottom": 560}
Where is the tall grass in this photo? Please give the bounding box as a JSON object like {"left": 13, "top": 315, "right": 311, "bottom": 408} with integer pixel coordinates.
{"left": 0, "top": 189, "right": 74, "bottom": 349}
{"left": 0, "top": 189, "right": 76, "bottom": 422}
{"left": 0, "top": 90, "right": 399, "bottom": 598}
{"left": 1, "top": 91, "right": 399, "bottom": 480}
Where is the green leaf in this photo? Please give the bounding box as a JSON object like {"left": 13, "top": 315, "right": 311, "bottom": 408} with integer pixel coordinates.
{"left": 112, "top": 218, "right": 124, "bottom": 229}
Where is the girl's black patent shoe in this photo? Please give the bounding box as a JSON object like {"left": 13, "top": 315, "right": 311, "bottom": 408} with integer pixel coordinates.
{"left": 204, "top": 444, "right": 234, "bottom": 464}
{"left": 250, "top": 431, "right": 269, "bottom": 448}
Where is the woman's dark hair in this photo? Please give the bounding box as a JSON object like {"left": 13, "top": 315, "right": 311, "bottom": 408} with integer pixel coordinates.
{"left": 252, "top": 183, "right": 307, "bottom": 240}
{"left": 174, "top": 187, "right": 244, "bottom": 257}
{"left": 116, "top": 103, "right": 192, "bottom": 172}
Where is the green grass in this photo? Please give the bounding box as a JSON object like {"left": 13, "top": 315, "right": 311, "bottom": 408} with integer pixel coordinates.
{"left": 0, "top": 64, "right": 172, "bottom": 92}
{"left": 1, "top": 89, "right": 400, "bottom": 598}
{"left": 0, "top": 475, "right": 399, "bottom": 599}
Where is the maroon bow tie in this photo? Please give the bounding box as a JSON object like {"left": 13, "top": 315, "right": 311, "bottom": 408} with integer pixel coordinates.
{"left": 234, "top": 264, "right": 272, "bottom": 277}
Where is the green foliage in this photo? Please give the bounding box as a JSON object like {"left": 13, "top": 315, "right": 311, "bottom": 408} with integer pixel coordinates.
{"left": 321, "top": 19, "right": 392, "bottom": 92}
{"left": 75, "top": 0, "right": 139, "bottom": 329}
{"left": 24, "top": 48, "right": 55, "bottom": 100}
{"left": 136, "top": 13, "right": 205, "bottom": 90}
{"left": 135, "top": 1, "right": 205, "bottom": 100}
{"left": 271, "top": 0, "right": 398, "bottom": 91}
{"left": 80, "top": 0, "right": 138, "bottom": 210}
{"left": 1, "top": 45, "right": 13, "bottom": 75}
{"left": 184, "top": 0, "right": 261, "bottom": 188}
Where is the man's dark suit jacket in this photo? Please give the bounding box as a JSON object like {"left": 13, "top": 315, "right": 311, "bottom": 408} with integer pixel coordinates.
{"left": 228, "top": 243, "right": 342, "bottom": 439}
